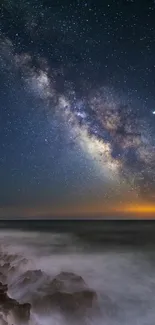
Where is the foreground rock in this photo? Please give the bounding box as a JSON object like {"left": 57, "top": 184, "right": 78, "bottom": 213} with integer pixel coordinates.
{"left": 0, "top": 282, "right": 31, "bottom": 324}
{"left": 48, "top": 272, "right": 87, "bottom": 292}
{"left": 33, "top": 272, "right": 98, "bottom": 315}
{"left": 16, "top": 269, "right": 43, "bottom": 287}
{"left": 0, "top": 272, "right": 7, "bottom": 284}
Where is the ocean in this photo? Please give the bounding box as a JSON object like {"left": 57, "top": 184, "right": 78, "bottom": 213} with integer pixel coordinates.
{"left": 0, "top": 220, "right": 155, "bottom": 325}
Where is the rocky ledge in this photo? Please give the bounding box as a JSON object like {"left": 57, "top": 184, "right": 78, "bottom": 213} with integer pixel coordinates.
{"left": 0, "top": 282, "right": 31, "bottom": 324}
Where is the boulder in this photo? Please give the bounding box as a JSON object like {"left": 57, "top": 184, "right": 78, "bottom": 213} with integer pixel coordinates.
{"left": 33, "top": 272, "right": 97, "bottom": 314}
{"left": 49, "top": 272, "right": 87, "bottom": 292}
{"left": 38, "top": 289, "right": 96, "bottom": 312}
{"left": 23, "top": 269, "right": 43, "bottom": 279}
{"left": 8, "top": 302, "right": 31, "bottom": 324}
{"left": 17, "top": 269, "right": 43, "bottom": 286}
{"left": 0, "top": 282, "right": 31, "bottom": 324}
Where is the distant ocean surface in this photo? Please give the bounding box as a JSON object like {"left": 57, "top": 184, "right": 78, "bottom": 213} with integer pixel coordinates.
{"left": 0, "top": 220, "right": 155, "bottom": 325}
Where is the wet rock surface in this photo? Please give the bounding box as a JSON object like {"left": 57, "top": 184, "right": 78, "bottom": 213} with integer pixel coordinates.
{"left": 49, "top": 271, "right": 87, "bottom": 291}
{"left": 17, "top": 269, "right": 44, "bottom": 286}
{"left": 0, "top": 282, "right": 31, "bottom": 324}
{"left": 33, "top": 272, "right": 98, "bottom": 314}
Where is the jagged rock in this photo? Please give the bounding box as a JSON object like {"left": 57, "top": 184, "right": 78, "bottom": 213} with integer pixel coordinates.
{"left": 0, "top": 272, "right": 7, "bottom": 284}
{"left": 37, "top": 289, "right": 96, "bottom": 312}
{"left": 7, "top": 302, "right": 31, "bottom": 324}
{"left": 0, "top": 282, "right": 31, "bottom": 324}
{"left": 18, "top": 269, "right": 43, "bottom": 286}
{"left": 33, "top": 272, "right": 97, "bottom": 314}
{"left": 0, "top": 283, "right": 8, "bottom": 295}
{"left": 49, "top": 272, "right": 87, "bottom": 292}
{"left": 23, "top": 269, "right": 43, "bottom": 279}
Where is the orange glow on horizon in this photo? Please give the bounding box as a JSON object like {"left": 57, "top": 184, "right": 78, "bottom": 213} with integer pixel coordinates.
{"left": 120, "top": 204, "right": 155, "bottom": 215}
{"left": 1, "top": 201, "right": 155, "bottom": 219}
{"left": 41, "top": 202, "right": 155, "bottom": 218}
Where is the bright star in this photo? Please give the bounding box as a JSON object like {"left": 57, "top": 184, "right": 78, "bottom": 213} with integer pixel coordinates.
{"left": 152, "top": 111, "right": 155, "bottom": 115}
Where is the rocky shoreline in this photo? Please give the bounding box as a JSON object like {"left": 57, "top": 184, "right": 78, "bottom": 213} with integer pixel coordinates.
{"left": 0, "top": 251, "right": 98, "bottom": 325}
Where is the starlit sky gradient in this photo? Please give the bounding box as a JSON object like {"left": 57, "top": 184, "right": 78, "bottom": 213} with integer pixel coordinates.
{"left": 0, "top": 0, "right": 155, "bottom": 218}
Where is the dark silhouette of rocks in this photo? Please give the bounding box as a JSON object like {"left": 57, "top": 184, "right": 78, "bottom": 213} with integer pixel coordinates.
{"left": 19, "top": 269, "right": 43, "bottom": 285}
{"left": 49, "top": 271, "right": 87, "bottom": 292}
{"left": 33, "top": 272, "right": 97, "bottom": 315}
{"left": 0, "top": 272, "right": 7, "bottom": 283}
{"left": 0, "top": 282, "right": 31, "bottom": 324}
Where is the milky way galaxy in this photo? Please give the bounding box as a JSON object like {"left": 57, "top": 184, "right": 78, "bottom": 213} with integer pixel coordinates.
{"left": 7, "top": 43, "right": 155, "bottom": 199}
{"left": 0, "top": 0, "right": 155, "bottom": 217}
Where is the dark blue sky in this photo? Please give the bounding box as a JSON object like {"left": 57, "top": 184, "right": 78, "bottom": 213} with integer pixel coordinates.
{"left": 0, "top": 0, "right": 155, "bottom": 218}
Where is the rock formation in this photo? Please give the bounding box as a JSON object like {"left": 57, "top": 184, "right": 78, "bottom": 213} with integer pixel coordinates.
{"left": 33, "top": 271, "right": 97, "bottom": 315}
{"left": 0, "top": 282, "right": 31, "bottom": 324}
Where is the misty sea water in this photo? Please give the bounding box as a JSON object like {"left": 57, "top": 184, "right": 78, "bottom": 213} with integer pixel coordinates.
{"left": 0, "top": 220, "right": 155, "bottom": 325}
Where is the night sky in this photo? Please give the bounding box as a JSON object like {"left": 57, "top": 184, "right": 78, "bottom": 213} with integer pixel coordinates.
{"left": 0, "top": 0, "right": 155, "bottom": 218}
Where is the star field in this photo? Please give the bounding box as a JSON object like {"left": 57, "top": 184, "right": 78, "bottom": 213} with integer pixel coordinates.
{"left": 0, "top": 0, "right": 155, "bottom": 218}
